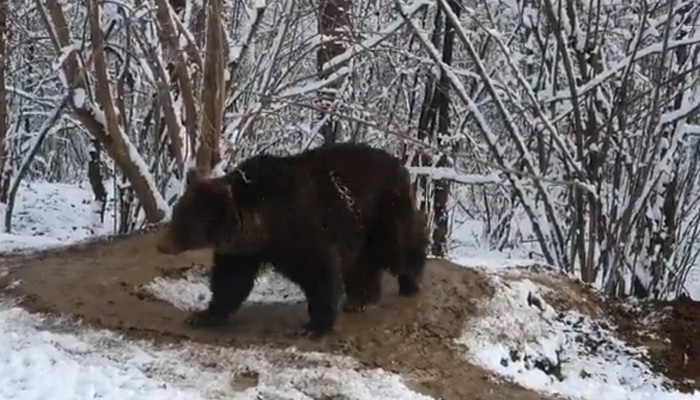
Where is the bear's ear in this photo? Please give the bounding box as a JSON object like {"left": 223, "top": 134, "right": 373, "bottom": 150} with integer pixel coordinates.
{"left": 185, "top": 168, "right": 203, "bottom": 188}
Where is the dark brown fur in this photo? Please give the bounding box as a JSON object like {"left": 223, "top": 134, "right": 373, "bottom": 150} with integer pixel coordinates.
{"left": 157, "top": 143, "right": 428, "bottom": 335}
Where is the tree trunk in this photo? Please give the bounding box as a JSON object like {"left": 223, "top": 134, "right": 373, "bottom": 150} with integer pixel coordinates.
{"left": 410, "top": 2, "right": 459, "bottom": 256}
{"left": 316, "top": 0, "right": 352, "bottom": 146}
{"left": 87, "top": 139, "right": 108, "bottom": 223}
{"left": 151, "top": 0, "right": 199, "bottom": 163}
{"left": 429, "top": 0, "right": 460, "bottom": 257}
{"left": 0, "top": 0, "right": 8, "bottom": 205}
{"left": 412, "top": 7, "right": 443, "bottom": 221}
{"left": 197, "top": 0, "right": 225, "bottom": 174}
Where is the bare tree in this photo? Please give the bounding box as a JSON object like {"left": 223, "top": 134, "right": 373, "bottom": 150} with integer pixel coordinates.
{"left": 36, "top": 0, "right": 169, "bottom": 223}
{"left": 410, "top": 0, "right": 461, "bottom": 256}
{"left": 396, "top": 0, "right": 700, "bottom": 299}
{"left": 197, "top": 0, "right": 226, "bottom": 173}
{"left": 0, "top": 0, "right": 8, "bottom": 209}
{"left": 316, "top": 0, "right": 353, "bottom": 146}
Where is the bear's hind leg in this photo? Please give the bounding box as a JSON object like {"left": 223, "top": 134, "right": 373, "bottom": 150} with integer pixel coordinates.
{"left": 341, "top": 267, "right": 364, "bottom": 312}
{"left": 393, "top": 228, "right": 426, "bottom": 297}
{"left": 396, "top": 211, "right": 428, "bottom": 297}
{"left": 397, "top": 271, "right": 422, "bottom": 296}
{"left": 283, "top": 248, "right": 344, "bottom": 336}
{"left": 342, "top": 252, "right": 383, "bottom": 313}
{"left": 376, "top": 193, "right": 427, "bottom": 298}
{"left": 186, "top": 252, "right": 260, "bottom": 327}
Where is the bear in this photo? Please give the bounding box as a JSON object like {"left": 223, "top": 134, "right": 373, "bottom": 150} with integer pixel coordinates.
{"left": 156, "top": 142, "right": 428, "bottom": 336}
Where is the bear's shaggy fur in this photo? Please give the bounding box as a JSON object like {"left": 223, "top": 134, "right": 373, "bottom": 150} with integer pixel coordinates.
{"left": 156, "top": 142, "right": 428, "bottom": 335}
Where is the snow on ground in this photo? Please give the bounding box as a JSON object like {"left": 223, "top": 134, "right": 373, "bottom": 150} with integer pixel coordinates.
{"left": 0, "top": 180, "right": 117, "bottom": 253}
{"left": 0, "top": 303, "right": 431, "bottom": 400}
{"left": 454, "top": 267, "right": 700, "bottom": 400}
{"left": 446, "top": 216, "right": 540, "bottom": 273}
{"left": 0, "top": 181, "right": 431, "bottom": 400}
{"left": 683, "top": 266, "right": 700, "bottom": 301}
{"left": 141, "top": 265, "right": 306, "bottom": 311}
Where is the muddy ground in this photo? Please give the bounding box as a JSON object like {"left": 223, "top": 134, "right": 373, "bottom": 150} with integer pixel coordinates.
{"left": 0, "top": 229, "right": 564, "bottom": 400}
{"left": 609, "top": 294, "right": 700, "bottom": 393}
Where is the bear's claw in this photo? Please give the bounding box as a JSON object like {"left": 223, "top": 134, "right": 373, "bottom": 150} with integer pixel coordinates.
{"left": 185, "top": 310, "right": 228, "bottom": 327}
{"left": 299, "top": 321, "right": 334, "bottom": 339}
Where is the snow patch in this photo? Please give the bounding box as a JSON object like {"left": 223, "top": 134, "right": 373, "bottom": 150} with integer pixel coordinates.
{"left": 71, "top": 88, "right": 87, "bottom": 109}
{"left": 0, "top": 305, "right": 217, "bottom": 400}
{"left": 141, "top": 266, "right": 306, "bottom": 311}
{"left": 0, "top": 181, "right": 116, "bottom": 253}
{"left": 0, "top": 305, "right": 432, "bottom": 400}
{"left": 684, "top": 265, "right": 700, "bottom": 300}
{"left": 447, "top": 216, "right": 540, "bottom": 273}
{"left": 449, "top": 248, "right": 540, "bottom": 273}
{"left": 455, "top": 268, "right": 700, "bottom": 400}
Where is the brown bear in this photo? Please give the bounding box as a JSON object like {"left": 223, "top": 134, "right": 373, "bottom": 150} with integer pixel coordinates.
{"left": 156, "top": 142, "right": 428, "bottom": 336}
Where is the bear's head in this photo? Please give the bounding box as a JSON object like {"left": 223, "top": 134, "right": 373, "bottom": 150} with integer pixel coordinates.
{"left": 156, "top": 168, "right": 235, "bottom": 255}
{"left": 157, "top": 168, "right": 267, "bottom": 255}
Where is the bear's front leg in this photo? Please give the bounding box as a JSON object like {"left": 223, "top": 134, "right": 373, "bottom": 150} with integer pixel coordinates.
{"left": 186, "top": 252, "right": 260, "bottom": 328}
{"left": 292, "top": 249, "right": 344, "bottom": 337}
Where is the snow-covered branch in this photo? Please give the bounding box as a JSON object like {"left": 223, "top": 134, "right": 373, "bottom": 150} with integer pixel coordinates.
{"left": 409, "top": 167, "right": 503, "bottom": 185}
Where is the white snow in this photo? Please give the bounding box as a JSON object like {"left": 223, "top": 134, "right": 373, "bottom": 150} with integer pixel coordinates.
{"left": 450, "top": 249, "right": 538, "bottom": 272}
{"left": 408, "top": 167, "right": 503, "bottom": 185}
{"left": 683, "top": 266, "right": 700, "bottom": 301}
{"left": 71, "top": 88, "right": 87, "bottom": 109}
{"left": 0, "top": 306, "right": 209, "bottom": 400}
{"left": 0, "top": 181, "right": 116, "bottom": 253}
{"left": 0, "top": 304, "right": 432, "bottom": 400}
{"left": 141, "top": 266, "right": 306, "bottom": 312}
{"left": 446, "top": 208, "right": 541, "bottom": 272}
{"left": 454, "top": 267, "right": 700, "bottom": 400}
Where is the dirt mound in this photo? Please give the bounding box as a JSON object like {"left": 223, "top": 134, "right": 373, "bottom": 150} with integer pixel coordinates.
{"left": 608, "top": 295, "right": 700, "bottom": 392}
{"left": 660, "top": 297, "right": 700, "bottom": 386}
{"left": 498, "top": 264, "right": 608, "bottom": 319}
{"left": 0, "top": 229, "right": 559, "bottom": 400}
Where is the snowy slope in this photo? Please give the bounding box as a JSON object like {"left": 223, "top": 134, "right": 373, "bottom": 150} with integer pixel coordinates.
{"left": 447, "top": 209, "right": 700, "bottom": 400}
{"left": 455, "top": 267, "right": 700, "bottom": 400}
